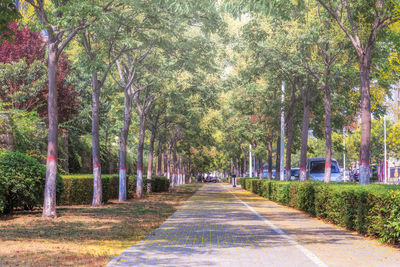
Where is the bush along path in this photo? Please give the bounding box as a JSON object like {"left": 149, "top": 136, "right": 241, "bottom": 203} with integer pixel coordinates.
{"left": 108, "top": 184, "right": 400, "bottom": 267}
{"left": 240, "top": 178, "right": 400, "bottom": 245}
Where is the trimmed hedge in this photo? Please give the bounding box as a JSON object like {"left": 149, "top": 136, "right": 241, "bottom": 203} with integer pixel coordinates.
{"left": 0, "top": 151, "right": 63, "bottom": 213}
{"left": 150, "top": 177, "right": 170, "bottom": 192}
{"left": 240, "top": 178, "right": 400, "bottom": 245}
{"left": 60, "top": 174, "right": 170, "bottom": 205}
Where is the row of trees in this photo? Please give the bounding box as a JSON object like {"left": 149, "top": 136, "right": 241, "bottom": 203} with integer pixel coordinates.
{"left": 211, "top": 0, "right": 400, "bottom": 183}
{"left": 2, "top": 0, "right": 400, "bottom": 220}
{"left": 1, "top": 0, "right": 227, "bottom": 218}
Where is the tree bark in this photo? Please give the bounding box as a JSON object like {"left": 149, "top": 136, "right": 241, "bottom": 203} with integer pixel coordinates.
{"left": 268, "top": 138, "right": 273, "bottom": 179}
{"left": 104, "top": 125, "right": 111, "bottom": 174}
{"left": 178, "top": 154, "right": 182, "bottom": 185}
{"left": 315, "top": 0, "right": 387, "bottom": 185}
{"left": 285, "top": 82, "right": 297, "bottom": 181}
{"left": 182, "top": 157, "right": 186, "bottom": 184}
{"left": 136, "top": 115, "right": 146, "bottom": 198}
{"left": 235, "top": 158, "right": 239, "bottom": 177}
{"left": 157, "top": 141, "right": 162, "bottom": 177}
{"left": 28, "top": 0, "right": 92, "bottom": 219}
{"left": 164, "top": 149, "right": 168, "bottom": 176}
{"left": 134, "top": 85, "right": 153, "bottom": 198}
{"left": 91, "top": 73, "right": 102, "bottom": 206}
{"left": 299, "top": 97, "right": 311, "bottom": 182}
{"left": 147, "top": 124, "right": 157, "bottom": 179}
{"left": 323, "top": 77, "right": 332, "bottom": 183}
{"left": 167, "top": 142, "right": 172, "bottom": 181}
{"left": 42, "top": 43, "right": 58, "bottom": 218}
{"left": 59, "top": 128, "right": 69, "bottom": 172}
{"left": 276, "top": 135, "right": 280, "bottom": 179}
{"left": 118, "top": 90, "right": 133, "bottom": 201}
{"left": 243, "top": 153, "right": 246, "bottom": 177}
{"left": 254, "top": 155, "right": 258, "bottom": 177}
{"left": 359, "top": 54, "right": 372, "bottom": 185}
{"left": 172, "top": 148, "right": 177, "bottom": 187}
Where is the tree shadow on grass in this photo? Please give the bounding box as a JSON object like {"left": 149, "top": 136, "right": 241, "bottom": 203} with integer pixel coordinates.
{"left": 0, "top": 185, "right": 201, "bottom": 266}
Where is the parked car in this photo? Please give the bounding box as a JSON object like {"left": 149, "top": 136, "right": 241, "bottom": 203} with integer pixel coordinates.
{"left": 291, "top": 168, "right": 300, "bottom": 180}
{"left": 307, "top": 157, "right": 342, "bottom": 182}
{"left": 205, "top": 176, "right": 217, "bottom": 183}
{"left": 270, "top": 169, "right": 289, "bottom": 180}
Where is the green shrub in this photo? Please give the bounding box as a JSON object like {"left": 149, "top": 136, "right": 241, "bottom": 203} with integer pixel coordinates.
{"left": 60, "top": 175, "right": 170, "bottom": 205}
{"left": 0, "top": 150, "right": 63, "bottom": 213}
{"left": 149, "top": 177, "right": 170, "bottom": 192}
{"left": 297, "top": 182, "right": 316, "bottom": 216}
{"left": 240, "top": 177, "right": 251, "bottom": 189}
{"left": 240, "top": 179, "right": 400, "bottom": 245}
{"left": 60, "top": 174, "right": 119, "bottom": 205}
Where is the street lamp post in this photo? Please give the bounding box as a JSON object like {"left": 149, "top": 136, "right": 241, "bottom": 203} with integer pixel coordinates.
{"left": 280, "top": 81, "right": 285, "bottom": 181}
{"left": 384, "top": 116, "right": 387, "bottom": 184}
{"left": 249, "top": 144, "right": 252, "bottom": 178}
{"left": 343, "top": 128, "right": 346, "bottom": 181}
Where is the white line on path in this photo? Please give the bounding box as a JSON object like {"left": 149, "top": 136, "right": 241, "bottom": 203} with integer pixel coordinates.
{"left": 230, "top": 188, "right": 328, "bottom": 267}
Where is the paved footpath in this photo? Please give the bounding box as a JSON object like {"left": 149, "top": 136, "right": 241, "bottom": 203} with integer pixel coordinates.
{"left": 108, "top": 184, "right": 400, "bottom": 267}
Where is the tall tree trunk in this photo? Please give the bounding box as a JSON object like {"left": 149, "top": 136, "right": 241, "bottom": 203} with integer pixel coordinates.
{"left": 243, "top": 153, "right": 246, "bottom": 177}
{"left": 164, "top": 149, "right": 168, "bottom": 176}
{"left": 285, "top": 121, "right": 295, "bottom": 181}
{"left": 235, "top": 158, "right": 239, "bottom": 177}
{"left": 285, "top": 83, "right": 297, "bottom": 181}
{"left": 268, "top": 138, "right": 273, "bottom": 179}
{"left": 104, "top": 125, "right": 111, "bottom": 174}
{"left": 30, "top": 0, "right": 90, "bottom": 219}
{"left": 181, "top": 155, "right": 184, "bottom": 184}
{"left": 254, "top": 155, "right": 258, "bottom": 177}
{"left": 118, "top": 93, "right": 133, "bottom": 201}
{"left": 172, "top": 148, "right": 177, "bottom": 187}
{"left": 359, "top": 55, "right": 372, "bottom": 185}
{"left": 177, "top": 153, "right": 180, "bottom": 185}
{"left": 189, "top": 162, "right": 192, "bottom": 183}
{"left": 42, "top": 43, "right": 58, "bottom": 218}
{"left": 136, "top": 115, "right": 146, "bottom": 198}
{"left": 167, "top": 142, "right": 172, "bottom": 181}
{"left": 179, "top": 154, "right": 183, "bottom": 185}
{"left": 299, "top": 98, "right": 311, "bottom": 182}
{"left": 147, "top": 125, "right": 157, "bottom": 179}
{"left": 276, "top": 135, "right": 281, "bottom": 179}
{"left": 323, "top": 80, "right": 332, "bottom": 183}
{"left": 157, "top": 141, "right": 162, "bottom": 177}
{"left": 182, "top": 157, "right": 186, "bottom": 184}
{"left": 134, "top": 86, "right": 153, "bottom": 198}
{"left": 59, "top": 128, "right": 69, "bottom": 172}
{"left": 91, "top": 74, "right": 102, "bottom": 206}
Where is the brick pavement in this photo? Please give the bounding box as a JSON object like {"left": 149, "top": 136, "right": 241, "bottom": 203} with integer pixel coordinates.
{"left": 107, "top": 184, "right": 400, "bottom": 267}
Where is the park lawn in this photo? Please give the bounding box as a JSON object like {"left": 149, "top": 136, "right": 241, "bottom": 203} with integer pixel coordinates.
{"left": 0, "top": 184, "right": 201, "bottom": 266}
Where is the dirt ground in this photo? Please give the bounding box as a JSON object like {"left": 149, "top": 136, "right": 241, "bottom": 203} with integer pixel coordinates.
{"left": 0, "top": 184, "right": 201, "bottom": 266}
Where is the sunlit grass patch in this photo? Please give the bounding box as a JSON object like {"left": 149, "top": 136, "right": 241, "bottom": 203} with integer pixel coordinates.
{"left": 0, "top": 184, "right": 201, "bottom": 266}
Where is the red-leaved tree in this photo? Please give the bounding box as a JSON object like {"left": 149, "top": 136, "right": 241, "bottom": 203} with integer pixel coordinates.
{"left": 0, "top": 22, "right": 77, "bottom": 123}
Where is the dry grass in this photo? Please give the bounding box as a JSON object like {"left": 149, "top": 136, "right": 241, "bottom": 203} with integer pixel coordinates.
{"left": 0, "top": 184, "right": 201, "bottom": 266}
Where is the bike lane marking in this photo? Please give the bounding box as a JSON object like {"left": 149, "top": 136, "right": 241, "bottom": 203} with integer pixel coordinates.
{"left": 229, "top": 188, "right": 328, "bottom": 267}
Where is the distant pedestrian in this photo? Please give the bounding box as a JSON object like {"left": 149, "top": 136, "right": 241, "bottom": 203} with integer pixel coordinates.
{"left": 232, "top": 174, "right": 237, "bottom": 187}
